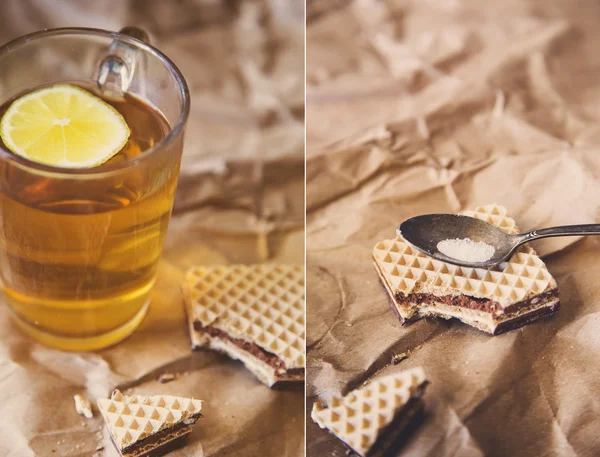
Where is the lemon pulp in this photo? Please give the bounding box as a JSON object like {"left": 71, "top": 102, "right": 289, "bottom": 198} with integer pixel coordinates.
{"left": 0, "top": 84, "right": 130, "bottom": 168}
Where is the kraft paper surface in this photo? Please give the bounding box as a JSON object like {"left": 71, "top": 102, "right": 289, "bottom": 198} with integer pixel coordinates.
{"left": 307, "top": 1, "right": 600, "bottom": 456}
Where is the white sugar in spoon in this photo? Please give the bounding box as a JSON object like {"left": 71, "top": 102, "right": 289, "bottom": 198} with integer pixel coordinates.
{"left": 398, "top": 214, "right": 600, "bottom": 268}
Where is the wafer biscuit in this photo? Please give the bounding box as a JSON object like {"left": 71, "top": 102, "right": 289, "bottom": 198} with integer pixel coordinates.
{"left": 97, "top": 390, "right": 202, "bottom": 457}
{"left": 373, "top": 204, "right": 560, "bottom": 334}
{"left": 184, "top": 264, "right": 305, "bottom": 387}
{"left": 73, "top": 394, "right": 93, "bottom": 419}
{"left": 312, "top": 367, "right": 428, "bottom": 457}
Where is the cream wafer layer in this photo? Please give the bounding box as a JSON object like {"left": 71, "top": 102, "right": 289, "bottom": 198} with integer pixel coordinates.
{"left": 312, "top": 368, "right": 427, "bottom": 456}
{"left": 184, "top": 264, "right": 305, "bottom": 370}
{"left": 373, "top": 204, "right": 557, "bottom": 310}
{"left": 97, "top": 390, "right": 202, "bottom": 453}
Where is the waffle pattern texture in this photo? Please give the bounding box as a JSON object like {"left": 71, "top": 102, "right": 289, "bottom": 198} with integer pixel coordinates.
{"left": 373, "top": 204, "right": 557, "bottom": 308}
{"left": 97, "top": 390, "right": 202, "bottom": 452}
{"left": 312, "top": 368, "right": 427, "bottom": 456}
{"left": 184, "top": 264, "right": 305, "bottom": 370}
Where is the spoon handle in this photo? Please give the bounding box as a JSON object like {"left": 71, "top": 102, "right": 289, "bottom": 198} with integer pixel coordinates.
{"left": 521, "top": 224, "right": 600, "bottom": 242}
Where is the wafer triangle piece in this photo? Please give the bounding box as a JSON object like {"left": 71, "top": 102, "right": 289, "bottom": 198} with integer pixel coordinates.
{"left": 183, "top": 264, "right": 305, "bottom": 387}
{"left": 97, "top": 390, "right": 202, "bottom": 457}
{"left": 312, "top": 367, "right": 428, "bottom": 457}
{"left": 373, "top": 203, "right": 560, "bottom": 334}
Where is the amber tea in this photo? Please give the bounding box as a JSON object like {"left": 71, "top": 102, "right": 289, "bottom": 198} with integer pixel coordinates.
{"left": 0, "top": 86, "right": 180, "bottom": 350}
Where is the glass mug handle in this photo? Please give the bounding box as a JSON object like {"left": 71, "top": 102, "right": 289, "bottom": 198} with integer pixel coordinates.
{"left": 96, "top": 26, "right": 150, "bottom": 101}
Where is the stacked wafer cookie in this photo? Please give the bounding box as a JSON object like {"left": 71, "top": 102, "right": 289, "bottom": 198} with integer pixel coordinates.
{"left": 97, "top": 390, "right": 203, "bottom": 457}
{"left": 312, "top": 367, "right": 428, "bottom": 457}
{"left": 183, "top": 264, "right": 305, "bottom": 387}
{"left": 373, "top": 203, "right": 560, "bottom": 334}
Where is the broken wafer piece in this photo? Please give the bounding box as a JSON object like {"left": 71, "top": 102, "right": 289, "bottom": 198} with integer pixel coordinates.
{"left": 373, "top": 204, "right": 560, "bottom": 334}
{"left": 183, "top": 264, "right": 305, "bottom": 387}
{"left": 312, "top": 367, "right": 428, "bottom": 457}
{"left": 97, "top": 390, "right": 202, "bottom": 457}
{"left": 74, "top": 393, "right": 93, "bottom": 419}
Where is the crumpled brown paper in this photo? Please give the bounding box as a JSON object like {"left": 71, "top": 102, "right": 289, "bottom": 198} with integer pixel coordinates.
{"left": 307, "top": 1, "right": 600, "bottom": 456}
{"left": 0, "top": 1, "right": 304, "bottom": 456}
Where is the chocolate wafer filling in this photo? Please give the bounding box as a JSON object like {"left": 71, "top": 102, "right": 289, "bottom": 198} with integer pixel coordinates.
{"left": 194, "top": 322, "right": 304, "bottom": 377}
{"left": 121, "top": 413, "right": 201, "bottom": 457}
{"left": 395, "top": 288, "right": 559, "bottom": 315}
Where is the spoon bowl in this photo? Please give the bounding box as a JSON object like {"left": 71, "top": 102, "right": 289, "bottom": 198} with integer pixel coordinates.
{"left": 398, "top": 214, "right": 518, "bottom": 268}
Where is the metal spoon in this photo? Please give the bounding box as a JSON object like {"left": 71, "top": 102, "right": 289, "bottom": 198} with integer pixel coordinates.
{"left": 398, "top": 214, "right": 600, "bottom": 268}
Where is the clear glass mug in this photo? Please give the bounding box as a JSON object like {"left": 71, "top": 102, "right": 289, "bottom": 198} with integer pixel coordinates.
{"left": 0, "top": 28, "right": 189, "bottom": 350}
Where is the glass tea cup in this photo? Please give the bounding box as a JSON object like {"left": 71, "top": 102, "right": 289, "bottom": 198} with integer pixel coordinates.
{"left": 0, "top": 27, "right": 189, "bottom": 350}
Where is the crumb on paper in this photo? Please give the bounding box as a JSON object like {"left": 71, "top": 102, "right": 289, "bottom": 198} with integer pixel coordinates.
{"left": 158, "top": 372, "right": 177, "bottom": 384}
{"left": 363, "top": 346, "right": 424, "bottom": 386}
{"left": 391, "top": 352, "right": 409, "bottom": 365}
{"left": 73, "top": 394, "right": 93, "bottom": 419}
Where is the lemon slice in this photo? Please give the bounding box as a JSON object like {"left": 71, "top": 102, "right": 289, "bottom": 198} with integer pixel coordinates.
{"left": 0, "top": 84, "right": 130, "bottom": 168}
